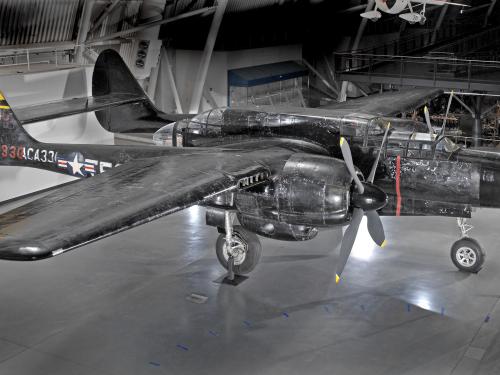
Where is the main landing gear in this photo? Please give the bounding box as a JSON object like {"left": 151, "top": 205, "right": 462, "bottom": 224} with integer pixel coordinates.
{"left": 450, "top": 218, "right": 485, "bottom": 273}
{"left": 215, "top": 211, "right": 262, "bottom": 282}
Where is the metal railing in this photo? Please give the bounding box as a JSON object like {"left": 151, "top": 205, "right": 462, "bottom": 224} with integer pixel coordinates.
{"left": 350, "top": 29, "right": 436, "bottom": 57}
{"left": 432, "top": 24, "right": 500, "bottom": 57}
{"left": 346, "top": 22, "right": 500, "bottom": 60}
{"left": 450, "top": 135, "right": 500, "bottom": 148}
{"left": 0, "top": 46, "right": 75, "bottom": 71}
{"left": 334, "top": 53, "right": 500, "bottom": 91}
{"left": 0, "top": 44, "right": 100, "bottom": 71}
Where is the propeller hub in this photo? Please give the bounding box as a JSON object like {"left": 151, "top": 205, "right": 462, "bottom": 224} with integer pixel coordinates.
{"left": 351, "top": 183, "right": 388, "bottom": 212}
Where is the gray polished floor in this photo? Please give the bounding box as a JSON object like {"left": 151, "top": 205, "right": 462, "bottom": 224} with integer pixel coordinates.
{"left": 1, "top": 197, "right": 500, "bottom": 375}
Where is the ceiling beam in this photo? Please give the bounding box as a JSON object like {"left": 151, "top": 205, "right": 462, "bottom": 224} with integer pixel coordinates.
{"left": 75, "top": 0, "right": 97, "bottom": 63}
{"left": 485, "top": 0, "right": 498, "bottom": 26}
{"left": 189, "top": 0, "right": 228, "bottom": 114}
{"left": 88, "top": 0, "right": 125, "bottom": 35}
{"left": 86, "top": 7, "right": 216, "bottom": 44}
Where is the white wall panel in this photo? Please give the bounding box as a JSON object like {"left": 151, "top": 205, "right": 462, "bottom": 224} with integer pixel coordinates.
{"left": 0, "top": 66, "right": 113, "bottom": 202}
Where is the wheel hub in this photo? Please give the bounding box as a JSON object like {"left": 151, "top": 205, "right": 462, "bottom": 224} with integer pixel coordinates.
{"left": 222, "top": 234, "right": 247, "bottom": 266}
{"left": 456, "top": 247, "right": 477, "bottom": 267}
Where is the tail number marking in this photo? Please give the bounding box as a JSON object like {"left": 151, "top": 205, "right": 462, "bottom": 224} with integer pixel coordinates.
{"left": 1, "top": 145, "right": 56, "bottom": 163}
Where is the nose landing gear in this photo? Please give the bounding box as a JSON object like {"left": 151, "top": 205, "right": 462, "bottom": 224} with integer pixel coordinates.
{"left": 450, "top": 218, "right": 485, "bottom": 273}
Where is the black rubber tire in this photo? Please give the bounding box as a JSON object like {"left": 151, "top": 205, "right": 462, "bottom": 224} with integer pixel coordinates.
{"left": 450, "top": 237, "right": 485, "bottom": 273}
{"left": 216, "top": 226, "right": 262, "bottom": 275}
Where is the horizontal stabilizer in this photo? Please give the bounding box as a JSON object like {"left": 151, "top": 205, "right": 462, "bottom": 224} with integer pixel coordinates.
{"left": 14, "top": 93, "right": 145, "bottom": 125}
{"left": 12, "top": 94, "right": 191, "bottom": 132}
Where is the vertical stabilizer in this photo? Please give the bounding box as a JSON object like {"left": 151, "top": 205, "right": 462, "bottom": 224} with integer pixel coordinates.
{"left": 0, "top": 92, "right": 39, "bottom": 165}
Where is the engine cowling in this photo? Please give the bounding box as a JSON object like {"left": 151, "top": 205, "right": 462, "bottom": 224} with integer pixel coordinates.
{"left": 237, "top": 215, "right": 318, "bottom": 241}
{"left": 235, "top": 153, "right": 353, "bottom": 227}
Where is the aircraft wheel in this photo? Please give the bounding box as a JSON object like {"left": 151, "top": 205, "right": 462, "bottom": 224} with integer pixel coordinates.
{"left": 216, "top": 226, "right": 262, "bottom": 275}
{"left": 451, "top": 238, "right": 485, "bottom": 273}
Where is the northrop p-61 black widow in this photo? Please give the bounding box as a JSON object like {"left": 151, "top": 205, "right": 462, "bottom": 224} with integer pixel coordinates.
{"left": 1, "top": 50, "right": 499, "bottom": 283}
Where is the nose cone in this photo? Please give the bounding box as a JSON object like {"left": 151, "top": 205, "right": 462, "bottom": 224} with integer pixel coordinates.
{"left": 351, "top": 183, "right": 388, "bottom": 211}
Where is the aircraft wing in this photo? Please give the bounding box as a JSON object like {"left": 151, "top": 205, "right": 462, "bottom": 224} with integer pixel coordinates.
{"left": 410, "top": 0, "right": 468, "bottom": 6}
{"left": 320, "top": 88, "right": 443, "bottom": 117}
{"left": 0, "top": 148, "right": 290, "bottom": 261}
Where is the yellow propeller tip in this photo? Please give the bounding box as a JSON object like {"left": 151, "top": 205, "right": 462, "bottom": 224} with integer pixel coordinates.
{"left": 424, "top": 106, "right": 428, "bottom": 112}
{"left": 340, "top": 137, "right": 345, "bottom": 146}
{"left": 381, "top": 240, "right": 387, "bottom": 248}
{"left": 335, "top": 274, "right": 340, "bottom": 284}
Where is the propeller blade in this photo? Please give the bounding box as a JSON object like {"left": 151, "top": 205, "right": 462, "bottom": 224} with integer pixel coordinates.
{"left": 366, "top": 210, "right": 386, "bottom": 247}
{"left": 335, "top": 208, "right": 363, "bottom": 284}
{"left": 367, "top": 122, "right": 391, "bottom": 183}
{"left": 423, "top": 106, "right": 434, "bottom": 137}
{"left": 440, "top": 91, "right": 454, "bottom": 137}
{"left": 340, "top": 137, "right": 364, "bottom": 194}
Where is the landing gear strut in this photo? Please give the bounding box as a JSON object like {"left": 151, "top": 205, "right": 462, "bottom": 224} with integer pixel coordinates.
{"left": 450, "top": 218, "right": 485, "bottom": 273}
{"left": 215, "top": 211, "right": 262, "bottom": 281}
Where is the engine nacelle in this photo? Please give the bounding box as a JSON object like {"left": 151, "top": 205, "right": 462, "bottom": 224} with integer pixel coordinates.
{"left": 237, "top": 215, "right": 318, "bottom": 242}
{"left": 235, "top": 154, "right": 353, "bottom": 227}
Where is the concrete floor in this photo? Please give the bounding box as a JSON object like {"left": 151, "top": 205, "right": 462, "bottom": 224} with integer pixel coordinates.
{"left": 1, "top": 194, "right": 500, "bottom": 375}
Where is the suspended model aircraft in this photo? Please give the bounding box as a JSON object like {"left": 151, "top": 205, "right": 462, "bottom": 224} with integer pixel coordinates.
{"left": 361, "top": 0, "right": 469, "bottom": 24}
{"left": 0, "top": 50, "right": 498, "bottom": 284}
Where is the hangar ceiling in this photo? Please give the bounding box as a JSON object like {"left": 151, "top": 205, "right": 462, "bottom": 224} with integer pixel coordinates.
{"left": 0, "top": 0, "right": 82, "bottom": 46}
{"left": 0, "top": 0, "right": 497, "bottom": 53}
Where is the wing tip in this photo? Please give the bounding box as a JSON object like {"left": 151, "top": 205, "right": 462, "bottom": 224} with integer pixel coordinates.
{"left": 0, "top": 242, "right": 53, "bottom": 261}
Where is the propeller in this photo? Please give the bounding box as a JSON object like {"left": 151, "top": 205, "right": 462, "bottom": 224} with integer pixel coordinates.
{"left": 440, "top": 90, "right": 454, "bottom": 137}
{"left": 423, "top": 106, "right": 435, "bottom": 139}
{"left": 336, "top": 128, "right": 390, "bottom": 284}
{"left": 339, "top": 137, "right": 364, "bottom": 194}
{"left": 367, "top": 123, "right": 391, "bottom": 183}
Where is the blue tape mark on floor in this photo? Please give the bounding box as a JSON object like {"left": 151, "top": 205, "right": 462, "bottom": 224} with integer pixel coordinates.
{"left": 149, "top": 362, "right": 161, "bottom": 367}
{"left": 208, "top": 330, "right": 219, "bottom": 337}
{"left": 176, "top": 344, "right": 189, "bottom": 351}
{"left": 282, "top": 312, "right": 289, "bottom": 318}
{"left": 407, "top": 304, "right": 411, "bottom": 312}
{"left": 485, "top": 315, "right": 491, "bottom": 323}
{"left": 243, "top": 320, "right": 252, "bottom": 328}
{"left": 441, "top": 307, "right": 445, "bottom": 316}
{"left": 324, "top": 305, "right": 332, "bottom": 313}
{"left": 360, "top": 304, "right": 365, "bottom": 311}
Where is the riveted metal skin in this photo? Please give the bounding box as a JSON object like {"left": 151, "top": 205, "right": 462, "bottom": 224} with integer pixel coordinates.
{"left": 237, "top": 215, "right": 319, "bottom": 242}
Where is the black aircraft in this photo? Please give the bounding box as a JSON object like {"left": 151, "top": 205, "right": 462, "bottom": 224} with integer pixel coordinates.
{"left": 1, "top": 50, "right": 499, "bottom": 283}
